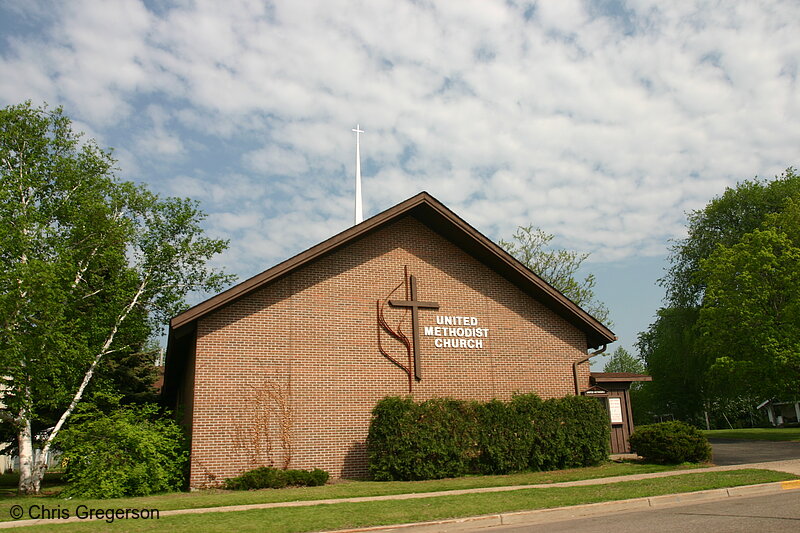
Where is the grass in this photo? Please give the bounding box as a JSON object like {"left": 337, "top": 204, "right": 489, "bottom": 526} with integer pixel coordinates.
{"left": 7, "top": 469, "right": 797, "bottom": 532}
{"left": 0, "top": 473, "right": 65, "bottom": 497}
{"left": 703, "top": 427, "right": 800, "bottom": 441}
{"left": 0, "top": 461, "right": 700, "bottom": 521}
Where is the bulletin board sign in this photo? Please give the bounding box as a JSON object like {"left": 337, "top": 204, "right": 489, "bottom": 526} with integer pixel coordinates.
{"left": 608, "top": 397, "right": 624, "bottom": 424}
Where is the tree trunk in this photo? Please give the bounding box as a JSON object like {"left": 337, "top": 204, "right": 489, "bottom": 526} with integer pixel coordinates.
{"left": 17, "top": 418, "right": 43, "bottom": 495}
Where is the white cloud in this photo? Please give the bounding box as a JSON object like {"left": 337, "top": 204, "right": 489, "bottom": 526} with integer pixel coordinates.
{"left": 133, "top": 105, "right": 186, "bottom": 157}
{"left": 243, "top": 145, "right": 309, "bottom": 176}
{"left": 1, "top": 0, "right": 798, "bottom": 276}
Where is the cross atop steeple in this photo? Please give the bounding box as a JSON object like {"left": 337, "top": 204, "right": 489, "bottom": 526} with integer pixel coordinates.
{"left": 352, "top": 124, "right": 364, "bottom": 224}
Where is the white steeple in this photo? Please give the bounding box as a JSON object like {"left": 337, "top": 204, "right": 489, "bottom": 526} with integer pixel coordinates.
{"left": 352, "top": 124, "right": 364, "bottom": 225}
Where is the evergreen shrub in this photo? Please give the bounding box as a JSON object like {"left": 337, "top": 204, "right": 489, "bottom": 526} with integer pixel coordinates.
{"left": 475, "top": 398, "right": 533, "bottom": 474}
{"left": 367, "top": 393, "right": 609, "bottom": 481}
{"left": 366, "top": 397, "right": 479, "bottom": 480}
{"left": 548, "top": 395, "right": 610, "bottom": 469}
{"left": 224, "top": 467, "right": 329, "bottom": 490}
{"left": 629, "top": 421, "right": 712, "bottom": 464}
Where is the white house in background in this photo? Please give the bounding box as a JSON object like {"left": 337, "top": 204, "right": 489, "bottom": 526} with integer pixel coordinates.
{"left": 757, "top": 399, "right": 800, "bottom": 426}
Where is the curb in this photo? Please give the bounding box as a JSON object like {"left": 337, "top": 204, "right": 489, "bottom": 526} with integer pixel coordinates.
{"left": 328, "top": 480, "right": 800, "bottom": 532}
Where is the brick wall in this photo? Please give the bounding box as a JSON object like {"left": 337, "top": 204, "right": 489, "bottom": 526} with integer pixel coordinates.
{"left": 188, "top": 217, "right": 590, "bottom": 487}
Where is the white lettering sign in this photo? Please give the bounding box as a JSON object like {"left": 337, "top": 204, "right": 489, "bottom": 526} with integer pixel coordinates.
{"left": 435, "top": 316, "right": 479, "bottom": 326}
{"left": 424, "top": 316, "right": 488, "bottom": 349}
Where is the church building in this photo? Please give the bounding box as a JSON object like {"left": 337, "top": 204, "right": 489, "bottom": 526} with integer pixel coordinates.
{"left": 162, "top": 192, "right": 618, "bottom": 488}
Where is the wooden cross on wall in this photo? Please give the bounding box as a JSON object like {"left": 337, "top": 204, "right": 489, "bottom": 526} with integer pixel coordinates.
{"left": 389, "top": 275, "right": 439, "bottom": 380}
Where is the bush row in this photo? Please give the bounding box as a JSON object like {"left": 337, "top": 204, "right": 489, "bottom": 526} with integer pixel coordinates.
{"left": 367, "top": 394, "right": 610, "bottom": 481}
{"left": 224, "top": 467, "right": 329, "bottom": 490}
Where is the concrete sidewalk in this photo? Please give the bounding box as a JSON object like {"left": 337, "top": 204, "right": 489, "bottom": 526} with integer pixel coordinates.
{"left": 326, "top": 459, "right": 800, "bottom": 533}
{"left": 323, "top": 459, "right": 800, "bottom": 533}
{"left": 2, "top": 459, "right": 799, "bottom": 529}
{"left": 332, "top": 479, "right": 800, "bottom": 533}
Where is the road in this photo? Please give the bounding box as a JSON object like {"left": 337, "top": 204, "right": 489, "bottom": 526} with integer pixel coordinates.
{"left": 467, "top": 491, "right": 800, "bottom": 533}
{"left": 710, "top": 439, "right": 800, "bottom": 465}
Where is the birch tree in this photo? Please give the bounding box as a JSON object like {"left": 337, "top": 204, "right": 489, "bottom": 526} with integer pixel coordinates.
{"left": 0, "top": 102, "right": 232, "bottom": 494}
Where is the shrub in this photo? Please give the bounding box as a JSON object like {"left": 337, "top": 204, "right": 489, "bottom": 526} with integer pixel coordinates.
{"left": 58, "top": 403, "right": 188, "bottom": 498}
{"left": 367, "top": 394, "right": 609, "bottom": 481}
{"left": 549, "top": 395, "right": 610, "bottom": 469}
{"left": 367, "top": 397, "right": 479, "bottom": 481}
{"left": 475, "top": 398, "right": 533, "bottom": 474}
{"left": 629, "top": 421, "right": 712, "bottom": 464}
{"left": 517, "top": 395, "right": 610, "bottom": 471}
{"left": 224, "top": 467, "right": 329, "bottom": 490}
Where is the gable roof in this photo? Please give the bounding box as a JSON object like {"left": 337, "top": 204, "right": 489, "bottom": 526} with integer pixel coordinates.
{"left": 170, "top": 192, "right": 616, "bottom": 348}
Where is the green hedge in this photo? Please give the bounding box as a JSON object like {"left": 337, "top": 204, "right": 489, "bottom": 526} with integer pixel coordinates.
{"left": 224, "top": 467, "right": 329, "bottom": 490}
{"left": 367, "top": 394, "right": 609, "bottom": 481}
{"left": 629, "top": 421, "right": 712, "bottom": 464}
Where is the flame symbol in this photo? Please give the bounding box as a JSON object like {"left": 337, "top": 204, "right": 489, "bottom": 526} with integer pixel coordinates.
{"left": 377, "top": 266, "right": 413, "bottom": 392}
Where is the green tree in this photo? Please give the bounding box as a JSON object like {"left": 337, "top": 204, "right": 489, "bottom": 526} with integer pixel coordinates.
{"left": 664, "top": 169, "right": 800, "bottom": 307}
{"left": 637, "top": 307, "right": 708, "bottom": 425}
{"left": 91, "top": 341, "right": 162, "bottom": 405}
{"left": 603, "top": 346, "right": 645, "bottom": 374}
{"left": 696, "top": 196, "right": 800, "bottom": 400}
{"left": 640, "top": 169, "right": 800, "bottom": 427}
{"left": 499, "top": 225, "right": 611, "bottom": 324}
{"left": 0, "top": 102, "right": 233, "bottom": 494}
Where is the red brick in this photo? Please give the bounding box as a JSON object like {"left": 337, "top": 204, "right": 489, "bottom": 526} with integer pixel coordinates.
{"left": 180, "top": 217, "right": 597, "bottom": 488}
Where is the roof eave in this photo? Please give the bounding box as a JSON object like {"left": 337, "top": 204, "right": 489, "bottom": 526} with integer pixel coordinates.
{"left": 170, "top": 192, "right": 616, "bottom": 348}
{"left": 591, "top": 373, "right": 653, "bottom": 383}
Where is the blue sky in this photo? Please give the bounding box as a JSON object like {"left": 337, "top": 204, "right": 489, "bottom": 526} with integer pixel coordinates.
{"left": 1, "top": 1, "right": 798, "bottom": 368}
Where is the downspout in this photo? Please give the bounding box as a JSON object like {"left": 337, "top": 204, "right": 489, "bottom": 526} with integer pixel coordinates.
{"left": 573, "top": 344, "right": 607, "bottom": 395}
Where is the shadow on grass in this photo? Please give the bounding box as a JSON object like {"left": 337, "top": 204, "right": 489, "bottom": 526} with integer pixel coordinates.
{"left": 0, "top": 472, "right": 65, "bottom": 498}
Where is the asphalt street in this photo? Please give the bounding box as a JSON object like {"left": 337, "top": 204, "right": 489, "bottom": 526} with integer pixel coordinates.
{"left": 710, "top": 439, "right": 800, "bottom": 466}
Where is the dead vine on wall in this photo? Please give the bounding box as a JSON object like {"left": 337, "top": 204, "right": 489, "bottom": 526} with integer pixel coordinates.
{"left": 234, "top": 375, "right": 293, "bottom": 470}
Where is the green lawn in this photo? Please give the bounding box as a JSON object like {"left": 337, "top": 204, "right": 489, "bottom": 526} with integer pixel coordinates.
{"left": 703, "top": 427, "right": 800, "bottom": 441}
{"left": 0, "top": 461, "right": 695, "bottom": 520}
{"left": 6, "top": 469, "right": 797, "bottom": 532}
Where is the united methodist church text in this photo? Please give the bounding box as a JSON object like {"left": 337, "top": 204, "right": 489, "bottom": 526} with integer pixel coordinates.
{"left": 424, "top": 315, "right": 489, "bottom": 349}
